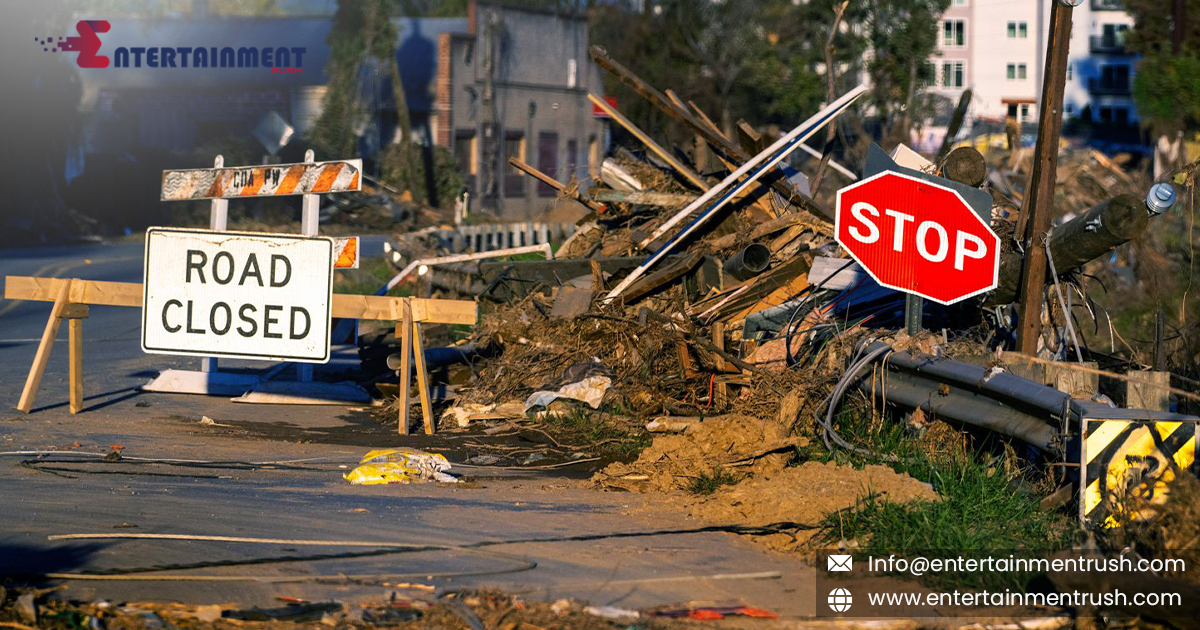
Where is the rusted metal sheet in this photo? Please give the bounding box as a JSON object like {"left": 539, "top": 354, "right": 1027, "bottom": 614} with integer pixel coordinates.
{"left": 161, "top": 159, "right": 362, "bottom": 200}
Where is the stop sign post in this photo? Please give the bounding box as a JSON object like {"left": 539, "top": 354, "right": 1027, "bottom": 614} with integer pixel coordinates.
{"left": 835, "top": 170, "right": 1000, "bottom": 325}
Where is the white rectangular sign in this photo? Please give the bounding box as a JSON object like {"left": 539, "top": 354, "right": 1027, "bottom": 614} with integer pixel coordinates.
{"left": 142, "top": 228, "right": 334, "bottom": 363}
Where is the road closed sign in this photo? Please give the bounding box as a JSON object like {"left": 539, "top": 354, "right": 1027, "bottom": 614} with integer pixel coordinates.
{"left": 835, "top": 171, "right": 1000, "bottom": 305}
{"left": 142, "top": 228, "right": 334, "bottom": 362}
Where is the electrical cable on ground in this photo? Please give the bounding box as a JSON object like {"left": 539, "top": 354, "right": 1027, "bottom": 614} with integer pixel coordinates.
{"left": 43, "top": 522, "right": 821, "bottom": 583}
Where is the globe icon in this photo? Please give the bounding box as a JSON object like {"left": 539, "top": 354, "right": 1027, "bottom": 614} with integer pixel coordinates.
{"left": 828, "top": 587, "right": 852, "bottom": 613}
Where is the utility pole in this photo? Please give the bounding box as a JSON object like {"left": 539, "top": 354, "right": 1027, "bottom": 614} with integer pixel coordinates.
{"left": 1015, "top": 0, "right": 1076, "bottom": 355}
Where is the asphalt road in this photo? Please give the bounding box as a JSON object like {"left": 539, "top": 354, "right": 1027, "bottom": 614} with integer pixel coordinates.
{"left": 0, "top": 238, "right": 817, "bottom": 617}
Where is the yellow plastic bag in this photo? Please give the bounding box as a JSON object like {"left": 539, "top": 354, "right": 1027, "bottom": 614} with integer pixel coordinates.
{"left": 344, "top": 448, "right": 457, "bottom": 485}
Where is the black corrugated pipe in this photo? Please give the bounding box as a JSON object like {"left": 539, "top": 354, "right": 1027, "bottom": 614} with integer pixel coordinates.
{"left": 722, "top": 244, "right": 771, "bottom": 281}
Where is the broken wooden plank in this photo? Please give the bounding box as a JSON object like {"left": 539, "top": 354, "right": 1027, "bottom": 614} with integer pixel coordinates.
{"left": 5, "top": 276, "right": 477, "bottom": 324}
{"left": 590, "top": 189, "right": 697, "bottom": 206}
{"left": 507, "top": 156, "right": 606, "bottom": 213}
{"left": 588, "top": 93, "right": 708, "bottom": 191}
{"left": 589, "top": 45, "right": 829, "bottom": 220}
{"left": 620, "top": 250, "right": 705, "bottom": 304}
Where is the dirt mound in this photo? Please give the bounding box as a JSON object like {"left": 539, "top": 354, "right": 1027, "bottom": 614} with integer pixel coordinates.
{"left": 593, "top": 414, "right": 806, "bottom": 492}
{"left": 689, "top": 460, "right": 939, "bottom": 551}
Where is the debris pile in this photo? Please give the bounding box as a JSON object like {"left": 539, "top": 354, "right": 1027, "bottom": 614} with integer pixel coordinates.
{"left": 369, "top": 49, "right": 1200, "bottom": 560}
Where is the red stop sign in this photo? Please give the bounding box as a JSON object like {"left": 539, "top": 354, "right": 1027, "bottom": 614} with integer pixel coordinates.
{"left": 835, "top": 171, "right": 1000, "bottom": 305}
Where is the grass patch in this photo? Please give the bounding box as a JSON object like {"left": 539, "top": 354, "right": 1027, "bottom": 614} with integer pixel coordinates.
{"left": 333, "top": 256, "right": 412, "bottom": 297}
{"left": 812, "top": 405, "right": 1077, "bottom": 591}
{"left": 540, "top": 407, "right": 651, "bottom": 462}
{"left": 688, "top": 467, "right": 740, "bottom": 495}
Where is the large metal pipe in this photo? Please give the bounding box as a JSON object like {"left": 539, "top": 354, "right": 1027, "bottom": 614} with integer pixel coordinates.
{"left": 855, "top": 341, "right": 1064, "bottom": 451}
{"left": 985, "top": 194, "right": 1147, "bottom": 306}
{"left": 722, "top": 243, "right": 771, "bottom": 281}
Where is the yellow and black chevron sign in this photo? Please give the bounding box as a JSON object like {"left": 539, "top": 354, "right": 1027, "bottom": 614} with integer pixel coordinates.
{"left": 1081, "top": 418, "right": 1199, "bottom": 528}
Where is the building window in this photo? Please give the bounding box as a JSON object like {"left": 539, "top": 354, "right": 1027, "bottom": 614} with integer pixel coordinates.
{"left": 503, "top": 131, "right": 526, "bottom": 198}
{"left": 454, "top": 130, "right": 477, "bottom": 193}
{"left": 1020, "top": 104, "right": 1031, "bottom": 120}
{"left": 454, "top": 131, "right": 477, "bottom": 174}
{"left": 953, "top": 0, "right": 967, "bottom": 5}
{"left": 565, "top": 139, "right": 578, "bottom": 182}
{"left": 941, "top": 61, "right": 965, "bottom": 88}
{"left": 1006, "top": 63, "right": 1027, "bottom": 80}
{"left": 536, "top": 131, "right": 559, "bottom": 197}
{"left": 943, "top": 20, "right": 965, "bottom": 47}
{"left": 1007, "top": 21, "right": 1028, "bottom": 38}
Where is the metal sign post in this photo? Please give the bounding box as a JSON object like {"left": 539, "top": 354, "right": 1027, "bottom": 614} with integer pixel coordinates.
{"left": 905, "top": 294, "right": 923, "bottom": 336}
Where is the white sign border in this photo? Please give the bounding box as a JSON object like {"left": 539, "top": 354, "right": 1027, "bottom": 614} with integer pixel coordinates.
{"left": 140, "top": 227, "right": 335, "bottom": 363}
{"left": 834, "top": 170, "right": 1001, "bottom": 306}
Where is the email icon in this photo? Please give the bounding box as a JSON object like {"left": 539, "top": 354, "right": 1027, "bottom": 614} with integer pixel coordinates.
{"left": 828, "top": 554, "right": 853, "bottom": 572}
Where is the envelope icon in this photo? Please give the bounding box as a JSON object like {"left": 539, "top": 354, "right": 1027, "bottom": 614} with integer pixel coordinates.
{"left": 828, "top": 554, "right": 853, "bottom": 572}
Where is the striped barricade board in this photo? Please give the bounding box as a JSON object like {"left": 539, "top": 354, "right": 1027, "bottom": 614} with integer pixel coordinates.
{"left": 161, "top": 159, "right": 362, "bottom": 200}
{"left": 1080, "top": 407, "right": 1200, "bottom": 528}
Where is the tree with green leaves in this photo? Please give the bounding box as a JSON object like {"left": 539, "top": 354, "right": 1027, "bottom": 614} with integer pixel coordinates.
{"left": 864, "top": 0, "right": 949, "bottom": 147}
{"left": 1126, "top": 0, "right": 1200, "bottom": 135}
{"left": 311, "top": 0, "right": 411, "bottom": 157}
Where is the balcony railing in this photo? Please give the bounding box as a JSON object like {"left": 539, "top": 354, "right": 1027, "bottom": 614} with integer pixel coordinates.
{"left": 1089, "top": 34, "right": 1127, "bottom": 53}
{"left": 1088, "top": 77, "right": 1132, "bottom": 95}
{"left": 1091, "top": 0, "right": 1124, "bottom": 10}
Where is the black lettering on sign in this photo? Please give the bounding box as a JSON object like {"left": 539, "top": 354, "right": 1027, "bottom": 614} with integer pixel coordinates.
{"left": 289, "top": 307, "right": 311, "bottom": 339}
{"left": 185, "top": 250, "right": 207, "bottom": 283}
{"left": 237, "top": 303, "right": 258, "bottom": 337}
{"left": 239, "top": 253, "right": 263, "bottom": 286}
{"left": 162, "top": 299, "right": 182, "bottom": 333}
{"left": 270, "top": 255, "right": 291, "bottom": 287}
{"left": 210, "top": 302, "right": 232, "bottom": 335}
{"left": 212, "top": 251, "right": 235, "bottom": 285}
{"left": 185, "top": 301, "right": 203, "bottom": 334}
{"left": 263, "top": 304, "right": 283, "bottom": 339}
{"left": 266, "top": 168, "right": 282, "bottom": 187}
{"left": 229, "top": 169, "right": 255, "bottom": 189}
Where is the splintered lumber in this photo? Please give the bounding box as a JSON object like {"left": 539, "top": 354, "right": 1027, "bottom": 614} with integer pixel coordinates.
{"left": 620, "top": 250, "right": 704, "bottom": 304}
{"left": 606, "top": 86, "right": 865, "bottom": 302}
{"left": 590, "top": 189, "right": 697, "bottom": 206}
{"left": 708, "top": 213, "right": 816, "bottom": 250}
{"left": 599, "top": 159, "right": 644, "bottom": 191}
{"left": 689, "top": 255, "right": 812, "bottom": 323}
{"left": 935, "top": 88, "right": 974, "bottom": 162}
{"left": 588, "top": 93, "right": 708, "bottom": 191}
{"left": 506, "top": 156, "right": 606, "bottom": 213}
{"left": 589, "top": 45, "right": 829, "bottom": 220}
{"left": 4, "top": 276, "right": 477, "bottom": 324}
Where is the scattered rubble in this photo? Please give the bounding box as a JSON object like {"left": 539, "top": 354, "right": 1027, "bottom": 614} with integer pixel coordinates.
{"left": 353, "top": 49, "right": 1200, "bottom": 594}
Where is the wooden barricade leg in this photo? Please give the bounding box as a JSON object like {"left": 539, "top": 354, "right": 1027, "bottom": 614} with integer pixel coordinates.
{"left": 69, "top": 318, "right": 84, "bottom": 414}
{"left": 397, "top": 301, "right": 414, "bottom": 435}
{"left": 411, "top": 318, "right": 435, "bottom": 435}
{"left": 17, "top": 279, "right": 72, "bottom": 413}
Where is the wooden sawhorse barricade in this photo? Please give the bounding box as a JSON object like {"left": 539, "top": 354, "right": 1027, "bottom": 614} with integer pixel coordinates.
{"left": 5, "top": 275, "right": 476, "bottom": 435}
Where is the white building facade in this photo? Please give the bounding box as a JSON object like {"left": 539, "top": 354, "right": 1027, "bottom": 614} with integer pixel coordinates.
{"left": 927, "top": 0, "right": 1138, "bottom": 132}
